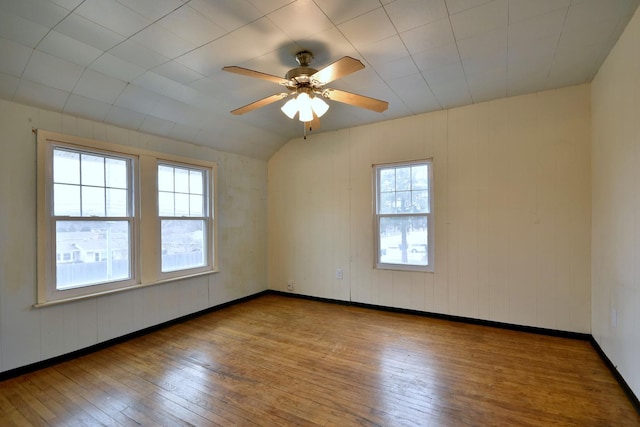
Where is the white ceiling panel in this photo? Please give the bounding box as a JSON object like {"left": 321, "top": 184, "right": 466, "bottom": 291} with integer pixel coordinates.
{"left": 22, "top": 50, "right": 84, "bottom": 92}
{"left": 88, "top": 53, "right": 146, "bottom": 83}
{"left": 0, "top": 73, "right": 19, "bottom": 99}
{"left": 312, "top": 0, "right": 381, "bottom": 25}
{"left": 0, "top": 0, "right": 637, "bottom": 160}
{"left": 189, "top": 0, "right": 262, "bottom": 33}
{"left": 337, "top": 7, "right": 395, "bottom": 49}
{"left": 74, "top": 0, "right": 151, "bottom": 38}
{"left": 0, "top": 38, "right": 32, "bottom": 77}
{"left": 0, "top": 11, "right": 49, "bottom": 48}
{"left": 37, "top": 31, "right": 103, "bottom": 66}
{"left": 508, "top": 0, "right": 569, "bottom": 24}
{"left": 450, "top": 0, "right": 508, "bottom": 40}
{"left": 54, "top": 13, "right": 125, "bottom": 51}
{"left": 116, "top": 0, "right": 184, "bottom": 22}
{"left": 400, "top": 17, "right": 455, "bottom": 55}
{"left": 385, "top": 0, "right": 448, "bottom": 32}
{"left": 268, "top": 0, "right": 334, "bottom": 40}
{"left": 157, "top": 4, "right": 226, "bottom": 46}
{"left": 105, "top": 105, "right": 146, "bottom": 130}
{"left": 152, "top": 60, "right": 204, "bottom": 84}
{"left": 72, "top": 69, "right": 128, "bottom": 104}
{"left": 64, "top": 94, "right": 112, "bottom": 121}
{"left": 0, "top": 0, "right": 70, "bottom": 27}
{"left": 14, "top": 79, "right": 69, "bottom": 111}
{"left": 131, "top": 23, "right": 196, "bottom": 59}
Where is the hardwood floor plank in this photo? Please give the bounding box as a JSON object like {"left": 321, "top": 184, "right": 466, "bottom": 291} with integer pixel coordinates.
{"left": 0, "top": 294, "right": 638, "bottom": 426}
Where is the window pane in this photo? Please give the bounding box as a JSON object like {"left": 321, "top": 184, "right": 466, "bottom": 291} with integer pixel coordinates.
{"left": 54, "top": 184, "right": 81, "bottom": 216}
{"left": 396, "top": 167, "right": 411, "bottom": 191}
{"left": 175, "top": 168, "right": 189, "bottom": 193}
{"left": 106, "top": 158, "right": 127, "bottom": 189}
{"left": 396, "top": 191, "right": 411, "bottom": 212}
{"left": 158, "top": 165, "right": 174, "bottom": 192}
{"left": 379, "top": 192, "right": 395, "bottom": 214}
{"left": 53, "top": 149, "right": 79, "bottom": 184}
{"left": 175, "top": 193, "right": 189, "bottom": 216}
{"left": 379, "top": 216, "right": 428, "bottom": 267}
{"left": 82, "top": 186, "right": 105, "bottom": 216}
{"left": 190, "top": 170, "right": 203, "bottom": 195}
{"left": 411, "top": 165, "right": 428, "bottom": 190}
{"left": 161, "top": 219, "right": 206, "bottom": 272}
{"left": 379, "top": 169, "right": 395, "bottom": 192}
{"left": 158, "top": 192, "right": 174, "bottom": 216}
{"left": 411, "top": 190, "right": 429, "bottom": 213}
{"left": 190, "top": 195, "right": 203, "bottom": 216}
{"left": 81, "top": 154, "right": 105, "bottom": 186}
{"left": 56, "top": 220, "right": 131, "bottom": 289}
{"left": 106, "top": 188, "right": 127, "bottom": 216}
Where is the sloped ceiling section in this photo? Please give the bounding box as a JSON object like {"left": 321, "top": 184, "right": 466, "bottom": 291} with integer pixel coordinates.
{"left": 0, "top": 0, "right": 638, "bottom": 160}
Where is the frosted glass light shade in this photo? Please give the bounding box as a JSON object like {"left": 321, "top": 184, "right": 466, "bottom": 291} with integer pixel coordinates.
{"left": 297, "top": 92, "right": 313, "bottom": 122}
{"left": 281, "top": 97, "right": 298, "bottom": 119}
{"left": 310, "top": 96, "right": 329, "bottom": 117}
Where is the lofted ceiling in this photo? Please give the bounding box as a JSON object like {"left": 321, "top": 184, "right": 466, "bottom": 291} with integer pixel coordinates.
{"left": 0, "top": 0, "right": 638, "bottom": 160}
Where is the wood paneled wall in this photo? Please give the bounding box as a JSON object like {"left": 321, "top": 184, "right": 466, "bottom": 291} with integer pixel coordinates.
{"left": 591, "top": 6, "right": 640, "bottom": 401}
{"left": 0, "top": 99, "right": 268, "bottom": 374}
{"left": 268, "top": 84, "right": 591, "bottom": 333}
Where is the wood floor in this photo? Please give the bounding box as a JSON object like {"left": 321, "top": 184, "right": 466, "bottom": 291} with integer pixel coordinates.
{"left": 0, "top": 294, "right": 638, "bottom": 426}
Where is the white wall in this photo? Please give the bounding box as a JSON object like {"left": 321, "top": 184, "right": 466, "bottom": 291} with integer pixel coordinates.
{"left": 268, "top": 84, "right": 591, "bottom": 333}
{"left": 0, "top": 99, "right": 267, "bottom": 373}
{"left": 591, "top": 6, "right": 640, "bottom": 399}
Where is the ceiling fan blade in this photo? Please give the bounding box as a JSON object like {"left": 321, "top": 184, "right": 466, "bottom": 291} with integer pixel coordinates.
{"left": 222, "top": 66, "right": 289, "bottom": 86}
{"left": 311, "top": 56, "right": 364, "bottom": 85}
{"left": 305, "top": 113, "right": 321, "bottom": 132}
{"left": 230, "top": 93, "right": 288, "bottom": 115}
{"left": 323, "top": 88, "right": 388, "bottom": 113}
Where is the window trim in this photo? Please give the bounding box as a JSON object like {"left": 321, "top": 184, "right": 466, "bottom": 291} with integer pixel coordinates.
{"left": 373, "top": 159, "right": 434, "bottom": 273}
{"left": 36, "top": 130, "right": 218, "bottom": 306}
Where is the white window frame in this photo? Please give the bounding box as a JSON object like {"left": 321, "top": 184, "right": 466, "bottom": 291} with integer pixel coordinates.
{"left": 157, "top": 160, "right": 214, "bottom": 280}
{"left": 36, "top": 130, "right": 218, "bottom": 306}
{"left": 373, "top": 159, "right": 434, "bottom": 272}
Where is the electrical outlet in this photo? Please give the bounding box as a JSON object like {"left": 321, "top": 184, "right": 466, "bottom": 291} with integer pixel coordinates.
{"left": 336, "top": 268, "right": 343, "bottom": 279}
{"left": 287, "top": 280, "right": 294, "bottom": 291}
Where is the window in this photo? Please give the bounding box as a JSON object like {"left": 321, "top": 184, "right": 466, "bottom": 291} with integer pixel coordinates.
{"left": 374, "top": 160, "right": 433, "bottom": 272}
{"left": 37, "top": 131, "right": 217, "bottom": 305}
{"left": 158, "top": 163, "right": 211, "bottom": 276}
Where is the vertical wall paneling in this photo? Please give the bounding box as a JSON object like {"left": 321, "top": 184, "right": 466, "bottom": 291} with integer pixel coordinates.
{"left": 0, "top": 98, "right": 267, "bottom": 373}
{"left": 268, "top": 84, "right": 591, "bottom": 333}
{"left": 591, "top": 5, "right": 640, "bottom": 400}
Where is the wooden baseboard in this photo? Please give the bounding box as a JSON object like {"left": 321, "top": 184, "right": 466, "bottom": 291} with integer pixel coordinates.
{"left": 590, "top": 336, "right": 640, "bottom": 415}
{"left": 0, "top": 290, "right": 270, "bottom": 382}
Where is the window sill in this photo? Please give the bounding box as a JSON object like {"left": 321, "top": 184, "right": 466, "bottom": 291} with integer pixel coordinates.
{"left": 33, "top": 269, "right": 219, "bottom": 308}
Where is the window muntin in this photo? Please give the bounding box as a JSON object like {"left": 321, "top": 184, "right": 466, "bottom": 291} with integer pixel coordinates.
{"left": 37, "top": 130, "right": 218, "bottom": 306}
{"left": 157, "top": 163, "right": 210, "bottom": 274}
{"left": 375, "top": 160, "right": 433, "bottom": 272}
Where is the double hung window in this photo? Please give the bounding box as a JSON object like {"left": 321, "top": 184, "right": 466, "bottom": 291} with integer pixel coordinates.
{"left": 374, "top": 160, "right": 433, "bottom": 272}
{"left": 37, "top": 131, "right": 217, "bottom": 305}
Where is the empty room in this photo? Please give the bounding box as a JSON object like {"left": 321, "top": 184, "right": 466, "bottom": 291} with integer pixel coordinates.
{"left": 0, "top": 0, "right": 639, "bottom": 425}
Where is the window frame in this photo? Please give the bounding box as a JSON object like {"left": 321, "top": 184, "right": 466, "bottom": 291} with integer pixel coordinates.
{"left": 373, "top": 159, "right": 434, "bottom": 273}
{"left": 36, "top": 130, "right": 218, "bottom": 306}
{"left": 156, "top": 160, "right": 214, "bottom": 280}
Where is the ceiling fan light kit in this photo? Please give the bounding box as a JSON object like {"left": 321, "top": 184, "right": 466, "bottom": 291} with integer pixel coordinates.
{"left": 223, "top": 50, "right": 388, "bottom": 138}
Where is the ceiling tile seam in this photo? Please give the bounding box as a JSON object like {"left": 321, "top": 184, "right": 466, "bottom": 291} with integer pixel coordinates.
{"left": 378, "top": 3, "right": 442, "bottom": 114}
{"left": 543, "top": 3, "right": 572, "bottom": 88}
{"left": 443, "top": 0, "right": 474, "bottom": 105}
{"left": 310, "top": 0, "right": 384, "bottom": 26}
{"left": 504, "top": 0, "right": 510, "bottom": 97}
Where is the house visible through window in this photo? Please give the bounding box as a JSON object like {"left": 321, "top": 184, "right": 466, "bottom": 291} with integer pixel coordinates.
{"left": 37, "top": 131, "right": 218, "bottom": 305}
{"left": 374, "top": 160, "right": 433, "bottom": 272}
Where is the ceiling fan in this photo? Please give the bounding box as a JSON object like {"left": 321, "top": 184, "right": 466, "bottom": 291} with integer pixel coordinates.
{"left": 222, "top": 51, "right": 389, "bottom": 137}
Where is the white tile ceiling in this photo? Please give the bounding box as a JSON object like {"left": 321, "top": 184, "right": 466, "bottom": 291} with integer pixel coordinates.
{"left": 0, "top": 0, "right": 638, "bottom": 160}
